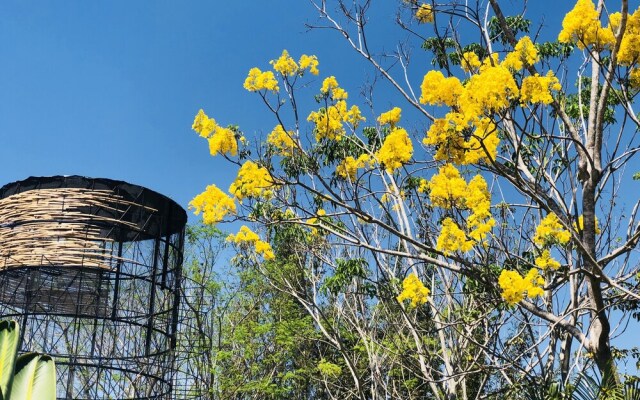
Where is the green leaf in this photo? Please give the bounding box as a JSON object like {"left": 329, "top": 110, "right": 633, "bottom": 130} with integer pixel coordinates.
{"left": 9, "top": 353, "right": 56, "bottom": 400}
{"left": 0, "top": 321, "right": 19, "bottom": 399}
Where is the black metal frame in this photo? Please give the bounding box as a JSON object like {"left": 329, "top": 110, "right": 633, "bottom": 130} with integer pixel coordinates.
{"left": 0, "top": 176, "right": 186, "bottom": 399}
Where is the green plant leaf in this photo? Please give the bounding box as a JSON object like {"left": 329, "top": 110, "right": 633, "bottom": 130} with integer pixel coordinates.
{"left": 10, "top": 353, "right": 56, "bottom": 400}
{"left": 0, "top": 321, "right": 19, "bottom": 398}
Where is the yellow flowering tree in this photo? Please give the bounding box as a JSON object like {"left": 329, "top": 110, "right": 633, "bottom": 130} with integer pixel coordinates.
{"left": 188, "top": 0, "right": 640, "bottom": 397}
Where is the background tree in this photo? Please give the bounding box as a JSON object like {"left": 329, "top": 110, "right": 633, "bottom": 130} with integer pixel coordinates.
{"left": 187, "top": 0, "right": 640, "bottom": 398}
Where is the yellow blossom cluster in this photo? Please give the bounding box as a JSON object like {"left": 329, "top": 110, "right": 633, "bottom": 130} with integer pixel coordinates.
{"left": 308, "top": 100, "right": 364, "bottom": 141}
{"left": 243, "top": 67, "right": 279, "bottom": 92}
{"left": 520, "top": 72, "right": 562, "bottom": 105}
{"left": 463, "top": 65, "right": 519, "bottom": 114}
{"left": 502, "top": 36, "right": 539, "bottom": 71}
{"left": 192, "top": 109, "right": 238, "bottom": 157}
{"left": 189, "top": 184, "right": 237, "bottom": 225}
{"left": 192, "top": 109, "right": 216, "bottom": 137}
{"left": 415, "top": 4, "right": 434, "bottom": 23}
{"left": 611, "top": 10, "right": 640, "bottom": 65}
{"left": 427, "top": 163, "right": 468, "bottom": 208}
{"left": 558, "top": 0, "right": 615, "bottom": 50}
{"left": 631, "top": 69, "right": 640, "bottom": 88}
{"left": 268, "top": 50, "right": 320, "bottom": 77}
{"left": 424, "top": 116, "right": 499, "bottom": 165}
{"left": 299, "top": 54, "right": 320, "bottom": 75}
{"left": 421, "top": 57, "right": 519, "bottom": 119}
{"left": 420, "top": 63, "right": 518, "bottom": 164}
{"left": 535, "top": 249, "right": 561, "bottom": 271}
{"left": 229, "top": 161, "right": 276, "bottom": 201}
{"left": 267, "top": 125, "right": 296, "bottom": 155}
{"left": 531, "top": 213, "right": 569, "bottom": 272}
{"left": 376, "top": 128, "right": 414, "bottom": 173}
{"left": 533, "top": 213, "right": 571, "bottom": 247}
{"left": 227, "top": 225, "right": 275, "bottom": 260}
{"left": 397, "top": 273, "right": 430, "bottom": 307}
{"left": 270, "top": 50, "right": 299, "bottom": 76}
{"left": 336, "top": 154, "right": 374, "bottom": 180}
{"left": 465, "top": 175, "right": 495, "bottom": 241}
{"left": 428, "top": 164, "right": 495, "bottom": 252}
{"left": 420, "top": 70, "right": 464, "bottom": 107}
{"left": 498, "top": 268, "right": 545, "bottom": 305}
{"left": 308, "top": 76, "right": 364, "bottom": 140}
{"left": 377, "top": 107, "right": 402, "bottom": 127}
{"left": 208, "top": 127, "right": 237, "bottom": 156}
{"left": 460, "top": 51, "right": 481, "bottom": 73}
{"left": 437, "top": 218, "right": 475, "bottom": 254}
{"left": 320, "top": 76, "right": 348, "bottom": 100}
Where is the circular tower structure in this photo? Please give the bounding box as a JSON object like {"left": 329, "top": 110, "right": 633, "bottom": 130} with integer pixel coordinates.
{"left": 0, "top": 176, "right": 186, "bottom": 399}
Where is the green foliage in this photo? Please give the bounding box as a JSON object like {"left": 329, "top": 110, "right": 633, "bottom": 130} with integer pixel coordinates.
{"left": 317, "top": 359, "right": 342, "bottom": 378}
{"left": 0, "top": 320, "right": 56, "bottom": 400}
{"left": 321, "top": 258, "right": 371, "bottom": 296}
{"left": 421, "top": 37, "right": 456, "bottom": 69}
{"left": 536, "top": 41, "right": 575, "bottom": 60}
{"left": 563, "top": 77, "right": 623, "bottom": 125}
{"left": 488, "top": 15, "right": 531, "bottom": 44}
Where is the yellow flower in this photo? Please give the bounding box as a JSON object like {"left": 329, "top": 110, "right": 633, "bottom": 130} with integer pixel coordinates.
{"left": 427, "top": 164, "right": 468, "bottom": 209}
{"left": 208, "top": 126, "right": 238, "bottom": 157}
{"left": 299, "top": 54, "right": 320, "bottom": 75}
{"left": 227, "top": 225, "right": 275, "bottom": 260}
{"left": 417, "top": 178, "right": 429, "bottom": 193}
{"left": 308, "top": 100, "right": 350, "bottom": 141}
{"left": 244, "top": 67, "right": 279, "bottom": 92}
{"left": 466, "top": 175, "right": 495, "bottom": 241}
{"left": 436, "top": 217, "right": 474, "bottom": 254}
{"left": 533, "top": 213, "right": 571, "bottom": 247}
{"left": 463, "top": 118, "right": 500, "bottom": 164}
{"left": 229, "top": 161, "right": 276, "bottom": 201}
{"left": 419, "top": 70, "right": 464, "bottom": 107}
{"left": 423, "top": 117, "right": 467, "bottom": 164}
{"left": 415, "top": 4, "right": 434, "bottom": 23}
{"left": 502, "top": 36, "right": 539, "bottom": 71}
{"left": 377, "top": 107, "right": 402, "bottom": 127}
{"left": 321, "top": 76, "right": 340, "bottom": 95}
{"left": 520, "top": 71, "right": 562, "bottom": 105}
{"left": 613, "top": 10, "right": 640, "bottom": 65}
{"left": 267, "top": 125, "right": 296, "bottom": 155}
{"left": 397, "top": 273, "right": 430, "bottom": 307}
{"left": 460, "top": 51, "right": 481, "bottom": 73}
{"left": 336, "top": 154, "right": 374, "bottom": 180}
{"left": 460, "top": 65, "right": 519, "bottom": 115}
{"left": 189, "top": 184, "right": 236, "bottom": 224}
{"left": 631, "top": 69, "right": 640, "bottom": 88}
{"left": 192, "top": 109, "right": 216, "bottom": 138}
{"left": 479, "top": 53, "right": 500, "bottom": 72}
{"left": 345, "top": 105, "right": 365, "bottom": 128}
{"left": 376, "top": 128, "right": 413, "bottom": 172}
{"left": 558, "top": 0, "right": 615, "bottom": 49}
{"left": 535, "top": 249, "right": 561, "bottom": 270}
{"left": 270, "top": 50, "right": 299, "bottom": 76}
{"left": 498, "top": 268, "right": 545, "bottom": 305}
